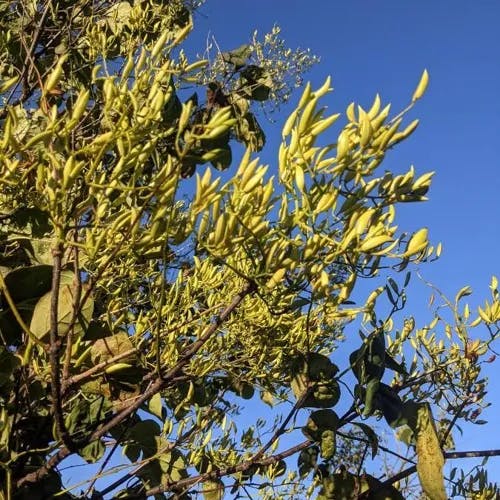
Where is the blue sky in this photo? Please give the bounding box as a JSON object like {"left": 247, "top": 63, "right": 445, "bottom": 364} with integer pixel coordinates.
{"left": 188, "top": 0, "right": 500, "bottom": 490}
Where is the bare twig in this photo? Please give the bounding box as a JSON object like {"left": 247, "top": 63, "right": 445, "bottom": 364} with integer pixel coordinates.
{"left": 250, "top": 388, "right": 311, "bottom": 463}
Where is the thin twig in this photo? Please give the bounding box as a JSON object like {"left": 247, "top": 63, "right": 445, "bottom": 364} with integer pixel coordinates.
{"left": 142, "top": 440, "right": 312, "bottom": 498}
{"left": 250, "top": 388, "right": 311, "bottom": 463}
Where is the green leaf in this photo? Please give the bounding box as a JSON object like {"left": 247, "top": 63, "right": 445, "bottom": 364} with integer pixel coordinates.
{"left": 106, "top": 1, "right": 132, "bottom": 34}
{"left": 298, "top": 446, "right": 319, "bottom": 477}
{"left": 81, "top": 439, "right": 105, "bottom": 463}
{"left": 0, "top": 346, "right": 20, "bottom": 389}
{"left": 210, "top": 146, "right": 232, "bottom": 171}
{"left": 3, "top": 264, "right": 52, "bottom": 302}
{"left": 414, "top": 403, "right": 447, "bottom": 500}
{"left": 302, "top": 409, "right": 339, "bottom": 441}
{"left": 6, "top": 207, "right": 52, "bottom": 238}
{"left": 239, "top": 65, "right": 272, "bottom": 101}
{"left": 260, "top": 390, "right": 274, "bottom": 407}
{"left": 157, "top": 448, "right": 188, "bottom": 482}
{"left": 127, "top": 420, "right": 161, "bottom": 459}
{"left": 395, "top": 425, "right": 415, "bottom": 445}
{"left": 319, "top": 471, "right": 356, "bottom": 499}
{"left": 0, "top": 296, "right": 39, "bottom": 345}
{"left": 384, "top": 353, "right": 407, "bottom": 375}
{"left": 291, "top": 353, "right": 340, "bottom": 408}
{"left": 362, "top": 377, "right": 380, "bottom": 417}
{"left": 30, "top": 276, "right": 94, "bottom": 341}
{"left": 231, "top": 380, "right": 254, "bottom": 399}
{"left": 91, "top": 331, "right": 135, "bottom": 364}
{"left": 162, "top": 80, "right": 182, "bottom": 123}
{"left": 202, "top": 479, "right": 224, "bottom": 500}
{"left": 375, "top": 383, "right": 405, "bottom": 428}
{"left": 222, "top": 44, "right": 252, "bottom": 68}
{"left": 361, "top": 473, "right": 405, "bottom": 499}
{"left": 351, "top": 422, "right": 379, "bottom": 458}
{"left": 234, "top": 112, "right": 266, "bottom": 152}
{"left": 320, "top": 429, "right": 336, "bottom": 459}
{"left": 148, "top": 393, "right": 163, "bottom": 419}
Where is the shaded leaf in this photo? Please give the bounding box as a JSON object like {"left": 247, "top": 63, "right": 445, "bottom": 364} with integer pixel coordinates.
{"left": 30, "top": 277, "right": 94, "bottom": 341}
{"left": 298, "top": 446, "right": 319, "bottom": 477}
{"left": 302, "top": 409, "right": 339, "bottom": 441}
{"left": 291, "top": 353, "right": 340, "bottom": 408}
{"left": 351, "top": 422, "right": 379, "bottom": 458}
{"left": 234, "top": 112, "right": 266, "bottom": 152}
{"left": 148, "top": 393, "right": 163, "bottom": 419}
{"left": 81, "top": 439, "right": 105, "bottom": 463}
{"left": 91, "top": 331, "right": 135, "bottom": 365}
{"left": 210, "top": 146, "right": 232, "bottom": 171}
{"left": 202, "top": 479, "right": 224, "bottom": 500}
{"left": 3, "top": 264, "right": 52, "bottom": 303}
{"left": 222, "top": 44, "right": 252, "bottom": 68}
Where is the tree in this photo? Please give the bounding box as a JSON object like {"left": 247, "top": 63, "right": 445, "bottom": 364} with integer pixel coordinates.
{"left": 0, "top": 1, "right": 499, "bottom": 498}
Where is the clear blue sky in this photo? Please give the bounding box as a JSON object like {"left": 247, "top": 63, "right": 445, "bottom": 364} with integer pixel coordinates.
{"left": 189, "top": 0, "right": 500, "bottom": 488}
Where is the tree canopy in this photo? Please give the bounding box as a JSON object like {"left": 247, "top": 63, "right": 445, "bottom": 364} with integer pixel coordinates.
{"left": 0, "top": 1, "right": 499, "bottom": 498}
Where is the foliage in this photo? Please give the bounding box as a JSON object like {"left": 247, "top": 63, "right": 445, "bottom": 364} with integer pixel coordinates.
{"left": 199, "top": 24, "right": 320, "bottom": 111}
{"left": 0, "top": 1, "right": 500, "bottom": 498}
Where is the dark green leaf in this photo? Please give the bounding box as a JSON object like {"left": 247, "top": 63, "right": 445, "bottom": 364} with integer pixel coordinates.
{"left": 384, "top": 354, "right": 407, "bottom": 375}
{"left": 363, "top": 377, "right": 380, "bottom": 417}
{"left": 202, "top": 479, "right": 224, "bottom": 500}
{"left": 298, "top": 446, "right": 319, "bottom": 477}
{"left": 7, "top": 207, "right": 51, "bottom": 238}
{"left": 222, "top": 44, "right": 251, "bottom": 68}
{"left": 351, "top": 422, "right": 379, "bottom": 458}
{"left": 3, "top": 264, "right": 52, "bottom": 302}
{"left": 210, "top": 146, "right": 232, "bottom": 171}
{"left": 234, "top": 112, "right": 265, "bottom": 152}
{"left": 302, "top": 409, "right": 339, "bottom": 441}
{"left": 81, "top": 439, "right": 105, "bottom": 463}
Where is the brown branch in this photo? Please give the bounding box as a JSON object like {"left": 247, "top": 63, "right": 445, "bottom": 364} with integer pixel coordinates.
{"left": 63, "top": 348, "right": 138, "bottom": 393}
{"left": 64, "top": 300, "right": 230, "bottom": 395}
{"left": 142, "top": 440, "right": 312, "bottom": 498}
{"left": 446, "top": 449, "right": 500, "bottom": 460}
{"left": 337, "top": 430, "right": 416, "bottom": 466}
{"left": 382, "top": 448, "right": 500, "bottom": 487}
{"left": 16, "top": 282, "right": 255, "bottom": 489}
{"left": 49, "top": 241, "right": 76, "bottom": 452}
{"left": 62, "top": 230, "right": 82, "bottom": 389}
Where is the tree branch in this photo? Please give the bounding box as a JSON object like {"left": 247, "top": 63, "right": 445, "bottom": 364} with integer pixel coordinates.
{"left": 62, "top": 231, "right": 83, "bottom": 389}
{"left": 382, "top": 448, "right": 500, "bottom": 486}
{"left": 16, "top": 281, "right": 256, "bottom": 489}
{"left": 50, "top": 241, "right": 76, "bottom": 452}
{"left": 143, "top": 440, "right": 313, "bottom": 498}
